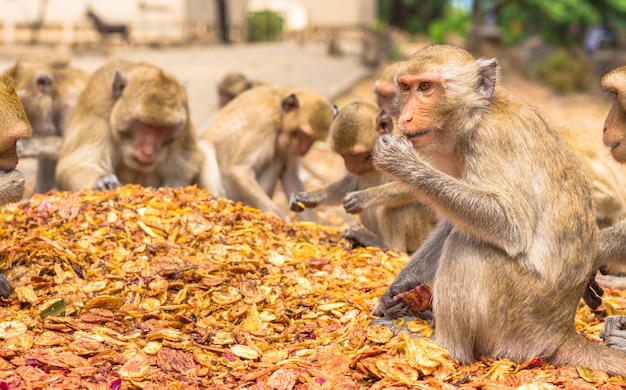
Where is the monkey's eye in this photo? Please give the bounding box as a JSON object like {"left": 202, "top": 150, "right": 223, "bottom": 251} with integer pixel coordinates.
{"left": 398, "top": 82, "right": 410, "bottom": 91}
{"left": 418, "top": 82, "right": 431, "bottom": 91}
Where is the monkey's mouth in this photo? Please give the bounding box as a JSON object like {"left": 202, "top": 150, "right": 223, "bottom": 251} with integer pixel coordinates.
{"left": 403, "top": 129, "right": 431, "bottom": 140}
{"left": 608, "top": 140, "right": 622, "bottom": 151}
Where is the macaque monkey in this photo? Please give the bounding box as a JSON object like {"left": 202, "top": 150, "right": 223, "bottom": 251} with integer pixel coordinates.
{"left": 372, "top": 45, "right": 626, "bottom": 376}
{"left": 590, "top": 65, "right": 626, "bottom": 289}
{"left": 0, "top": 72, "right": 33, "bottom": 296}
{"left": 373, "top": 61, "right": 404, "bottom": 115}
{"left": 559, "top": 125, "right": 626, "bottom": 229}
{"left": 199, "top": 84, "right": 334, "bottom": 220}
{"left": 7, "top": 59, "right": 89, "bottom": 193}
{"left": 55, "top": 60, "right": 203, "bottom": 191}
{"left": 289, "top": 101, "right": 435, "bottom": 253}
{"left": 217, "top": 72, "right": 263, "bottom": 108}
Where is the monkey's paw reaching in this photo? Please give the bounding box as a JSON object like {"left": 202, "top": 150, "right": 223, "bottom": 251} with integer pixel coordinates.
{"left": 288, "top": 192, "right": 317, "bottom": 212}
{"left": 343, "top": 191, "right": 368, "bottom": 214}
{"left": 373, "top": 134, "right": 417, "bottom": 177}
{"left": 601, "top": 315, "right": 626, "bottom": 352}
{"left": 94, "top": 174, "right": 122, "bottom": 190}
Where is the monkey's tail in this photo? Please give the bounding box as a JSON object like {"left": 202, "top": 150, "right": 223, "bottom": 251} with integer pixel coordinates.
{"left": 198, "top": 140, "right": 225, "bottom": 198}
{"left": 555, "top": 332, "right": 626, "bottom": 377}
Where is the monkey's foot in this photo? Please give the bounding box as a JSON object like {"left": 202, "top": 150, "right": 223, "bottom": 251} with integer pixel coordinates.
{"left": 601, "top": 315, "right": 626, "bottom": 352}
{"left": 371, "top": 312, "right": 433, "bottom": 338}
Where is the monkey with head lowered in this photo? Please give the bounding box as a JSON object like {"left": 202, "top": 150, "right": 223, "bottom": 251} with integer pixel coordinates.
{"left": 199, "top": 84, "right": 334, "bottom": 220}
{"left": 7, "top": 59, "right": 89, "bottom": 194}
{"left": 373, "top": 61, "right": 404, "bottom": 116}
{"left": 0, "top": 72, "right": 33, "bottom": 296}
{"left": 289, "top": 101, "right": 435, "bottom": 253}
{"left": 55, "top": 60, "right": 203, "bottom": 191}
{"left": 371, "top": 44, "right": 626, "bottom": 376}
{"left": 217, "top": 72, "right": 264, "bottom": 108}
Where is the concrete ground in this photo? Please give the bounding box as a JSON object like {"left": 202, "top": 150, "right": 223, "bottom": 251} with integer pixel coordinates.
{"left": 0, "top": 41, "right": 373, "bottom": 197}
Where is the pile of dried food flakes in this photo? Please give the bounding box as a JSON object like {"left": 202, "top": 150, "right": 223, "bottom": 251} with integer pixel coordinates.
{"left": 0, "top": 185, "right": 623, "bottom": 389}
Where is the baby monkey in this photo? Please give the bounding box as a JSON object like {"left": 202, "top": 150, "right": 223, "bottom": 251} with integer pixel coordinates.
{"left": 289, "top": 101, "right": 435, "bottom": 253}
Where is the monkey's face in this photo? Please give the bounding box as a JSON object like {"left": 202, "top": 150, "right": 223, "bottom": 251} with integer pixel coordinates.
{"left": 0, "top": 75, "right": 32, "bottom": 203}
{"left": 341, "top": 151, "right": 373, "bottom": 176}
{"left": 601, "top": 68, "right": 626, "bottom": 163}
{"left": 278, "top": 127, "right": 315, "bottom": 157}
{"left": 117, "top": 121, "right": 182, "bottom": 172}
{"left": 395, "top": 73, "right": 442, "bottom": 150}
{"left": 14, "top": 70, "right": 57, "bottom": 136}
{"left": 373, "top": 82, "right": 396, "bottom": 117}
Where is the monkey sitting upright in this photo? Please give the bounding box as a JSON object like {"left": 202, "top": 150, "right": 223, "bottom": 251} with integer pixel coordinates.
{"left": 0, "top": 72, "right": 33, "bottom": 297}
{"left": 55, "top": 60, "right": 204, "bottom": 191}
{"left": 7, "top": 59, "right": 90, "bottom": 194}
{"left": 372, "top": 44, "right": 626, "bottom": 376}
{"left": 289, "top": 101, "right": 435, "bottom": 253}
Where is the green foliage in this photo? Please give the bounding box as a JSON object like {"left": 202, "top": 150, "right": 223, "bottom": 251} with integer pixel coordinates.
{"left": 246, "top": 10, "right": 284, "bottom": 42}
{"left": 533, "top": 49, "right": 592, "bottom": 93}
{"left": 427, "top": 5, "right": 471, "bottom": 44}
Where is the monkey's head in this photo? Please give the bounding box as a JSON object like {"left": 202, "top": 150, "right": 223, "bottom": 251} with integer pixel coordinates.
{"left": 217, "top": 72, "right": 250, "bottom": 108}
{"left": 0, "top": 72, "right": 32, "bottom": 203}
{"left": 110, "top": 66, "right": 190, "bottom": 172}
{"left": 278, "top": 89, "right": 334, "bottom": 157}
{"left": 374, "top": 61, "right": 404, "bottom": 115}
{"left": 330, "top": 102, "right": 379, "bottom": 176}
{"left": 601, "top": 65, "right": 626, "bottom": 163}
{"left": 7, "top": 60, "right": 57, "bottom": 137}
{"left": 394, "top": 45, "right": 497, "bottom": 152}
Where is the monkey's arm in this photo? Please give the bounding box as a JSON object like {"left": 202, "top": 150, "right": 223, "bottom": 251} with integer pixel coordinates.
{"left": 17, "top": 136, "right": 62, "bottom": 159}
{"left": 596, "top": 220, "right": 626, "bottom": 273}
{"left": 225, "top": 164, "right": 286, "bottom": 218}
{"left": 289, "top": 174, "right": 358, "bottom": 211}
{"left": 373, "top": 222, "right": 451, "bottom": 318}
{"left": 280, "top": 156, "right": 317, "bottom": 221}
{"left": 343, "top": 181, "right": 416, "bottom": 214}
{"left": 374, "top": 134, "right": 527, "bottom": 257}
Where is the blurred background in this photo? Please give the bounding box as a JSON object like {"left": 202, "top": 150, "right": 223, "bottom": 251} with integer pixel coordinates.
{"left": 0, "top": 0, "right": 625, "bottom": 91}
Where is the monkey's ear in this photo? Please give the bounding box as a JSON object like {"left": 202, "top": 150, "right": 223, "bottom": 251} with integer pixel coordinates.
{"left": 332, "top": 104, "right": 339, "bottom": 118}
{"left": 376, "top": 108, "right": 393, "bottom": 135}
{"left": 35, "top": 73, "right": 53, "bottom": 94}
{"left": 476, "top": 58, "right": 497, "bottom": 98}
{"left": 112, "top": 70, "right": 127, "bottom": 99}
{"left": 281, "top": 93, "right": 299, "bottom": 113}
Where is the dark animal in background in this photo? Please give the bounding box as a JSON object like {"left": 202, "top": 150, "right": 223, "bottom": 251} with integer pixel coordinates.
{"left": 86, "top": 10, "right": 130, "bottom": 42}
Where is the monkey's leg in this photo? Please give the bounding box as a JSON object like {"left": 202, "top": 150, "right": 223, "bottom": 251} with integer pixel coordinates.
{"left": 340, "top": 226, "right": 387, "bottom": 250}
{"left": 373, "top": 222, "right": 451, "bottom": 318}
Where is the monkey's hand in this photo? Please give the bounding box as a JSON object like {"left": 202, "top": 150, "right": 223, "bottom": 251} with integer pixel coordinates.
{"left": 583, "top": 277, "right": 604, "bottom": 310}
{"left": 373, "top": 134, "right": 419, "bottom": 177}
{"left": 289, "top": 192, "right": 318, "bottom": 212}
{"left": 341, "top": 226, "right": 386, "bottom": 250}
{"left": 601, "top": 316, "right": 626, "bottom": 352}
{"left": 94, "top": 174, "right": 122, "bottom": 191}
{"left": 0, "top": 274, "right": 13, "bottom": 298}
{"left": 372, "top": 278, "right": 419, "bottom": 319}
{"left": 343, "top": 191, "right": 367, "bottom": 214}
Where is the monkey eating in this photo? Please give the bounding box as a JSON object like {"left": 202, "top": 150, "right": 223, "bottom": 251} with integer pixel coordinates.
{"left": 7, "top": 59, "right": 89, "bottom": 194}
{"left": 55, "top": 60, "right": 203, "bottom": 191}
{"left": 0, "top": 72, "right": 33, "bottom": 296}
{"left": 199, "top": 84, "right": 334, "bottom": 220}
{"left": 371, "top": 44, "right": 626, "bottom": 376}
{"left": 289, "top": 101, "right": 435, "bottom": 253}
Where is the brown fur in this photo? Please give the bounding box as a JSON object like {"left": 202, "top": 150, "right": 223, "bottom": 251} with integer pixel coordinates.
{"left": 289, "top": 101, "right": 435, "bottom": 253}
{"left": 217, "top": 72, "right": 263, "bottom": 108}
{"left": 200, "top": 84, "right": 334, "bottom": 220}
{"left": 55, "top": 60, "right": 203, "bottom": 191}
{"left": 372, "top": 44, "right": 626, "bottom": 376}
{"left": 7, "top": 59, "right": 89, "bottom": 193}
{"left": 0, "top": 72, "right": 33, "bottom": 297}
